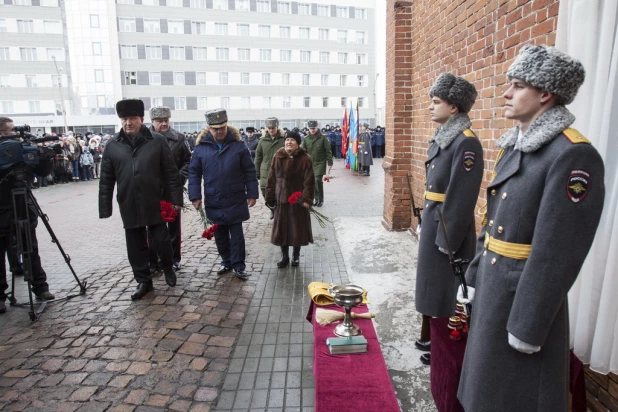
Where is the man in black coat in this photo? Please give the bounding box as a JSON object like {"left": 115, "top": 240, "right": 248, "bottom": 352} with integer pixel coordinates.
{"left": 243, "top": 127, "right": 259, "bottom": 161}
{"left": 99, "top": 100, "right": 183, "bottom": 300}
{"left": 148, "top": 106, "right": 191, "bottom": 272}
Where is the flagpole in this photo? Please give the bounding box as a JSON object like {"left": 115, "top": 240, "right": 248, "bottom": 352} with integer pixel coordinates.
{"left": 356, "top": 102, "right": 360, "bottom": 177}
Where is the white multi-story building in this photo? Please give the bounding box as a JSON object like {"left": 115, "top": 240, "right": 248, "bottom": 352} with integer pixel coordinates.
{"left": 1, "top": 0, "right": 376, "bottom": 133}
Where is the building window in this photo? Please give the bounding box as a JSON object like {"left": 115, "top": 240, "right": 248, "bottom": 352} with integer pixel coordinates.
{"left": 94, "top": 70, "right": 104, "bottom": 83}
{"left": 236, "top": 0, "right": 249, "bottom": 11}
{"left": 282, "top": 73, "right": 290, "bottom": 85}
{"left": 219, "top": 72, "right": 228, "bottom": 85}
{"left": 283, "top": 97, "right": 291, "bottom": 108}
{"left": 119, "top": 18, "right": 136, "bottom": 32}
{"left": 20, "top": 48, "right": 37, "bottom": 61}
{"left": 149, "top": 72, "right": 161, "bottom": 85}
{"left": 277, "top": 1, "right": 290, "bottom": 13}
{"left": 51, "top": 74, "right": 61, "bottom": 87}
{"left": 336, "top": 7, "right": 348, "bottom": 18}
{"left": 340, "top": 75, "right": 347, "bottom": 86}
{"left": 192, "top": 21, "right": 206, "bottom": 35}
{"left": 197, "top": 97, "right": 207, "bottom": 110}
{"left": 168, "top": 20, "right": 184, "bottom": 34}
{"left": 237, "top": 24, "right": 249, "bottom": 36}
{"left": 213, "top": 0, "right": 228, "bottom": 9}
{"left": 124, "top": 71, "right": 137, "bottom": 85}
{"left": 355, "top": 8, "right": 367, "bottom": 19}
{"left": 117, "top": 0, "right": 135, "bottom": 4}
{"left": 358, "top": 97, "right": 365, "bottom": 107}
{"left": 168, "top": 0, "right": 183, "bottom": 6}
{"left": 17, "top": 20, "right": 35, "bottom": 33}
{"left": 216, "top": 48, "right": 229, "bottom": 60}
{"left": 356, "top": 53, "right": 367, "bottom": 64}
{"left": 319, "top": 52, "right": 329, "bottom": 64}
{"left": 259, "top": 49, "right": 271, "bottom": 61}
{"left": 299, "top": 27, "right": 310, "bottom": 39}
{"left": 302, "top": 74, "right": 310, "bottom": 86}
{"left": 0, "top": 74, "right": 10, "bottom": 88}
{"left": 321, "top": 75, "right": 328, "bottom": 86}
{"left": 358, "top": 75, "right": 366, "bottom": 87}
{"left": 356, "top": 31, "right": 366, "bottom": 44}
{"left": 1, "top": 101, "right": 14, "bottom": 113}
{"left": 338, "top": 30, "right": 347, "bottom": 43}
{"left": 142, "top": 0, "right": 157, "bottom": 5}
{"left": 241, "top": 97, "right": 250, "bottom": 109}
{"left": 175, "top": 97, "right": 186, "bottom": 110}
{"left": 44, "top": 20, "right": 62, "bottom": 34}
{"left": 280, "top": 50, "right": 291, "bottom": 62}
{"left": 262, "top": 73, "right": 270, "bottom": 85}
{"left": 193, "top": 47, "right": 207, "bottom": 60}
{"left": 190, "top": 0, "right": 207, "bottom": 7}
{"left": 338, "top": 52, "right": 348, "bottom": 64}
{"left": 238, "top": 48, "right": 250, "bottom": 61}
{"left": 263, "top": 97, "right": 271, "bottom": 108}
{"left": 170, "top": 46, "right": 185, "bottom": 60}
{"left": 279, "top": 26, "right": 290, "bottom": 38}
{"left": 41, "top": 0, "right": 58, "bottom": 5}
{"left": 145, "top": 45, "right": 162, "bottom": 59}
{"left": 173, "top": 71, "right": 185, "bottom": 85}
{"left": 300, "top": 51, "right": 310, "bottom": 63}
{"left": 14, "top": 0, "right": 32, "bottom": 4}
{"left": 0, "top": 19, "right": 6, "bottom": 33}
{"left": 29, "top": 101, "right": 40, "bottom": 113}
{"left": 341, "top": 97, "right": 347, "bottom": 107}
{"left": 221, "top": 97, "right": 230, "bottom": 109}
{"left": 92, "top": 42, "right": 102, "bottom": 55}
{"left": 215, "top": 23, "right": 228, "bottom": 35}
{"left": 241, "top": 72, "right": 249, "bottom": 84}
{"left": 303, "top": 97, "right": 310, "bottom": 108}
{"left": 258, "top": 25, "right": 270, "bottom": 37}
{"left": 298, "top": 3, "right": 310, "bottom": 14}
{"left": 322, "top": 97, "right": 328, "bottom": 107}
{"left": 318, "top": 28, "right": 329, "bottom": 40}
{"left": 151, "top": 96, "right": 163, "bottom": 107}
{"left": 317, "top": 5, "right": 329, "bottom": 16}
{"left": 25, "top": 74, "right": 37, "bottom": 87}
{"left": 0, "top": 48, "right": 9, "bottom": 61}
{"left": 196, "top": 71, "right": 206, "bottom": 85}
{"left": 257, "top": 0, "right": 270, "bottom": 12}
{"left": 90, "top": 15, "right": 99, "bottom": 28}
{"left": 144, "top": 19, "right": 160, "bottom": 33}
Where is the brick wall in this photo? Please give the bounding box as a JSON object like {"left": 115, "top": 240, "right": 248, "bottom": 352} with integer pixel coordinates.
{"left": 383, "top": 0, "right": 559, "bottom": 232}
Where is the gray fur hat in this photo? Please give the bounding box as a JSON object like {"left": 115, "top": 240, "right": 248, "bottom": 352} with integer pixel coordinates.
{"left": 150, "top": 106, "right": 171, "bottom": 120}
{"left": 265, "top": 117, "right": 279, "bottom": 128}
{"left": 429, "top": 73, "right": 477, "bottom": 114}
{"left": 507, "top": 45, "right": 585, "bottom": 105}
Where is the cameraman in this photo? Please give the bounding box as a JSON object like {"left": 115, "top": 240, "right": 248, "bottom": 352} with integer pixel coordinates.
{"left": 0, "top": 117, "right": 56, "bottom": 314}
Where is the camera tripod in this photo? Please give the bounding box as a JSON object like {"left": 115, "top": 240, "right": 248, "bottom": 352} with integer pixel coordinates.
{"left": 5, "top": 167, "right": 87, "bottom": 321}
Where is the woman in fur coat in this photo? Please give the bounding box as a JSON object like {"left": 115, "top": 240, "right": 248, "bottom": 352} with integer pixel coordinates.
{"left": 266, "top": 131, "right": 315, "bottom": 267}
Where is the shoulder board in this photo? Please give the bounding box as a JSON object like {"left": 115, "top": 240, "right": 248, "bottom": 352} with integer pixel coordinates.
{"left": 463, "top": 129, "right": 476, "bottom": 138}
{"left": 563, "top": 128, "right": 590, "bottom": 144}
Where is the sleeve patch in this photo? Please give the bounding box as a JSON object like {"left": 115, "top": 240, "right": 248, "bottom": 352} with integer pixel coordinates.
{"left": 567, "top": 170, "right": 590, "bottom": 203}
{"left": 463, "top": 151, "right": 476, "bottom": 172}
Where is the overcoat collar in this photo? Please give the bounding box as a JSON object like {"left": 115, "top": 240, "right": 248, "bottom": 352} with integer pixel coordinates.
{"left": 275, "top": 147, "right": 307, "bottom": 159}
{"left": 429, "top": 113, "right": 472, "bottom": 149}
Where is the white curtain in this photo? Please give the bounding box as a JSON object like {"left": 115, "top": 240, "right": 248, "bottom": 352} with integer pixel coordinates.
{"left": 557, "top": 0, "right": 618, "bottom": 374}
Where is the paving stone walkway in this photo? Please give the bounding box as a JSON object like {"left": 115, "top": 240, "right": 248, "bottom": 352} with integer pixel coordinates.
{"left": 0, "top": 158, "right": 419, "bottom": 412}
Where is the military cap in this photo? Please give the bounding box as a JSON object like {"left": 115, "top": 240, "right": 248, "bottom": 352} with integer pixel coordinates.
{"left": 150, "top": 106, "right": 171, "bottom": 120}
{"left": 308, "top": 120, "right": 318, "bottom": 128}
{"left": 116, "top": 99, "right": 144, "bottom": 118}
{"left": 507, "top": 44, "right": 585, "bottom": 105}
{"left": 265, "top": 117, "right": 279, "bottom": 128}
{"left": 362, "top": 122, "right": 369, "bottom": 128}
{"left": 246, "top": 126, "right": 255, "bottom": 133}
{"left": 205, "top": 108, "right": 228, "bottom": 128}
{"left": 429, "top": 73, "right": 477, "bottom": 114}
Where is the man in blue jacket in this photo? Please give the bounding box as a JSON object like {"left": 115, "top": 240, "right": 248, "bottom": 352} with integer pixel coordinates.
{"left": 188, "top": 109, "right": 259, "bottom": 280}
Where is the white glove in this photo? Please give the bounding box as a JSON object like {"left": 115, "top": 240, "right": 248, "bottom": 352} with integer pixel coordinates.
{"left": 508, "top": 333, "right": 541, "bottom": 354}
{"left": 417, "top": 225, "right": 421, "bottom": 242}
{"left": 457, "top": 285, "right": 475, "bottom": 304}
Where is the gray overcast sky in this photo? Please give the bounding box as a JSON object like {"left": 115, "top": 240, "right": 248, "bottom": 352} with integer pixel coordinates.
{"left": 375, "top": 0, "right": 386, "bottom": 108}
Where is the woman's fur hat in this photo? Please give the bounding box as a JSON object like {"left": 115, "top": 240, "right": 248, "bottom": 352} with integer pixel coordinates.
{"left": 429, "top": 73, "right": 478, "bottom": 114}
{"left": 507, "top": 45, "right": 585, "bottom": 105}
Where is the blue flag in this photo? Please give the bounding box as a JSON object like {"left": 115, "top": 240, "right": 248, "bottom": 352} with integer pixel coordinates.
{"left": 347, "top": 103, "right": 358, "bottom": 171}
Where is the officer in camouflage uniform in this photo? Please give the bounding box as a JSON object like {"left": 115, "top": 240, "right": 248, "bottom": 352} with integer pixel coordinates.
{"left": 301, "top": 120, "right": 333, "bottom": 207}
{"left": 457, "top": 46, "right": 605, "bottom": 412}
{"left": 254, "top": 117, "right": 285, "bottom": 219}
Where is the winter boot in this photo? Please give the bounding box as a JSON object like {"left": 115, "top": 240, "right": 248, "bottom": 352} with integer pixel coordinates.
{"left": 291, "top": 247, "right": 301, "bottom": 266}
{"left": 277, "top": 246, "right": 289, "bottom": 268}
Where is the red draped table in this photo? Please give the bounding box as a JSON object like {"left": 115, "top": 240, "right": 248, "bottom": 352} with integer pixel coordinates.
{"left": 430, "top": 317, "right": 586, "bottom": 412}
{"left": 306, "top": 302, "right": 400, "bottom": 412}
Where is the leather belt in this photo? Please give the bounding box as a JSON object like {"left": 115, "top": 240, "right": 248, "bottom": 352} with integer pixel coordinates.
{"left": 424, "top": 191, "right": 445, "bottom": 202}
{"left": 484, "top": 233, "right": 531, "bottom": 260}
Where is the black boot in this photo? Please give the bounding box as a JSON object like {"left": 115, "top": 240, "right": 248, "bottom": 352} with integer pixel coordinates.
{"left": 131, "top": 282, "right": 154, "bottom": 300}
{"left": 277, "top": 246, "right": 289, "bottom": 267}
{"left": 291, "top": 246, "right": 300, "bottom": 266}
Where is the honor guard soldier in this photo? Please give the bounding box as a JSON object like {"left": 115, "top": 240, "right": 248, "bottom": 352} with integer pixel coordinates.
{"left": 148, "top": 106, "right": 191, "bottom": 271}
{"left": 457, "top": 45, "right": 605, "bottom": 412}
{"left": 301, "top": 120, "right": 333, "bottom": 206}
{"left": 415, "top": 73, "right": 484, "bottom": 365}
{"left": 254, "top": 117, "right": 285, "bottom": 219}
{"left": 357, "top": 123, "right": 374, "bottom": 176}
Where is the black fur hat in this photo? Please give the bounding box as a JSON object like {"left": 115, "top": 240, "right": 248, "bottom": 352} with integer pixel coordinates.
{"left": 116, "top": 99, "right": 145, "bottom": 118}
{"left": 286, "top": 131, "right": 301, "bottom": 146}
{"left": 429, "top": 73, "right": 477, "bottom": 114}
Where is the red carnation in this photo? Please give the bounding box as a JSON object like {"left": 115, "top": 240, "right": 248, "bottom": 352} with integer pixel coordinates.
{"left": 160, "top": 201, "right": 177, "bottom": 222}
{"left": 201, "top": 223, "right": 219, "bottom": 240}
{"left": 287, "top": 191, "right": 302, "bottom": 205}
{"left": 323, "top": 176, "right": 330, "bottom": 182}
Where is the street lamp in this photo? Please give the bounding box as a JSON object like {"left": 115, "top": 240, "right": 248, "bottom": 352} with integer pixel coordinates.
{"left": 51, "top": 56, "right": 69, "bottom": 134}
{"left": 372, "top": 73, "right": 380, "bottom": 127}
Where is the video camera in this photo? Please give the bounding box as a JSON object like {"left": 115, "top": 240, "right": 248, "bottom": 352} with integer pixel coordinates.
{"left": 0, "top": 125, "right": 62, "bottom": 171}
